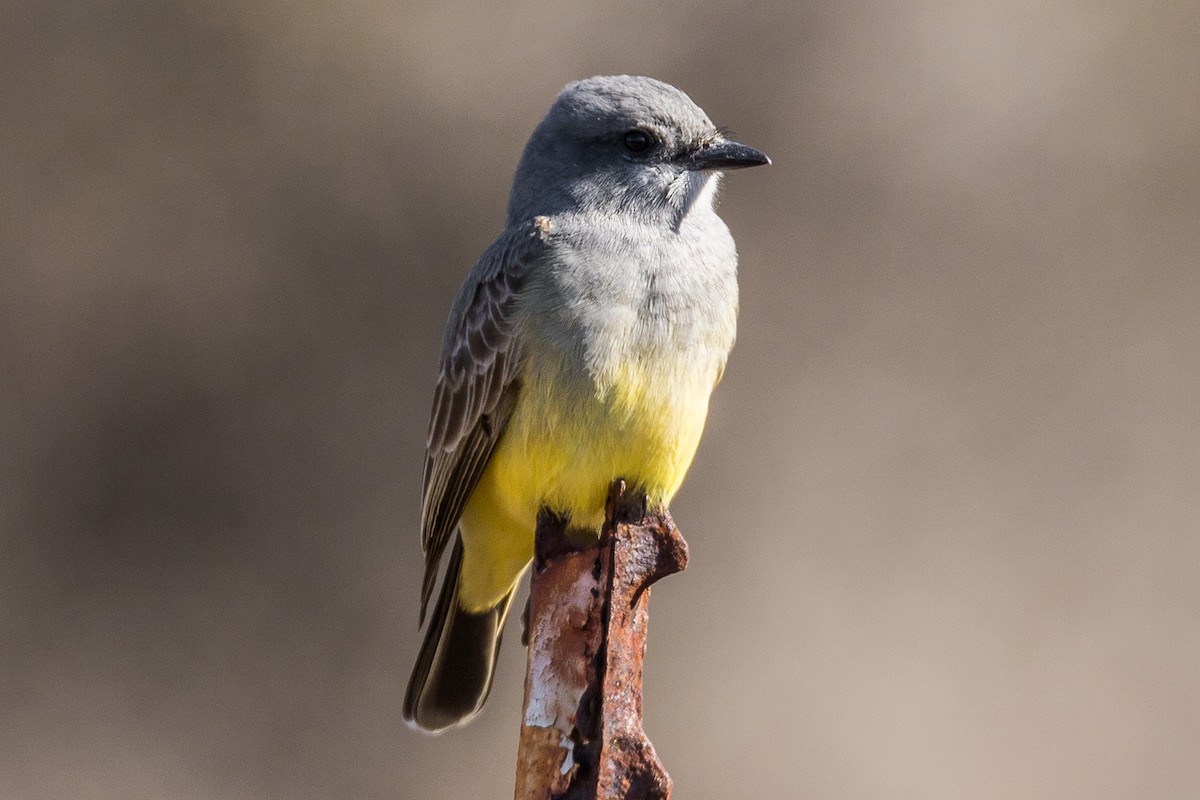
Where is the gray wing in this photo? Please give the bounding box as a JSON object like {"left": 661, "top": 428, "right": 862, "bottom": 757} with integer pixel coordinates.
{"left": 418, "top": 217, "right": 550, "bottom": 622}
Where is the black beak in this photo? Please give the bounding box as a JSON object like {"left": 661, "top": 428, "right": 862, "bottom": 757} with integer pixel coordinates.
{"left": 679, "top": 138, "right": 771, "bottom": 171}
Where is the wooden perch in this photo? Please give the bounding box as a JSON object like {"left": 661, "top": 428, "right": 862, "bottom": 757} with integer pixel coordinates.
{"left": 514, "top": 481, "right": 688, "bottom": 800}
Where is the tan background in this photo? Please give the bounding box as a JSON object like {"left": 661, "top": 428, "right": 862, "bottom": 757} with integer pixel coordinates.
{"left": 4, "top": 1, "right": 1198, "bottom": 798}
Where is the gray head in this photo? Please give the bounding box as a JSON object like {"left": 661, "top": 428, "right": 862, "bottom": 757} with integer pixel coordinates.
{"left": 506, "top": 75, "right": 769, "bottom": 226}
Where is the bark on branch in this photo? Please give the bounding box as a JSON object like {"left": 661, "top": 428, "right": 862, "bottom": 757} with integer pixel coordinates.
{"left": 514, "top": 481, "right": 688, "bottom": 800}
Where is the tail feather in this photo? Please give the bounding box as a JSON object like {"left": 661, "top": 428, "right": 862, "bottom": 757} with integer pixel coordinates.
{"left": 404, "top": 537, "right": 515, "bottom": 733}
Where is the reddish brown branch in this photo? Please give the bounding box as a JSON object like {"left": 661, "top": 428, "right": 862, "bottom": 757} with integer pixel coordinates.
{"left": 514, "top": 481, "right": 688, "bottom": 800}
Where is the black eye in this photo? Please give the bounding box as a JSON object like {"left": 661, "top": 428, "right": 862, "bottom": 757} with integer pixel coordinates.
{"left": 621, "top": 129, "right": 656, "bottom": 154}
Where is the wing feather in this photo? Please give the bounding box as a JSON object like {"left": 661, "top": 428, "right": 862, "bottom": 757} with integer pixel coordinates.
{"left": 417, "top": 217, "right": 550, "bottom": 621}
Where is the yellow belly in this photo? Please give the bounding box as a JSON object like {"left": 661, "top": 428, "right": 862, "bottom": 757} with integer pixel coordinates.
{"left": 455, "top": 356, "right": 716, "bottom": 611}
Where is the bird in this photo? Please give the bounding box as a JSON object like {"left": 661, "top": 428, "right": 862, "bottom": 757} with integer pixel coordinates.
{"left": 404, "top": 75, "right": 769, "bottom": 733}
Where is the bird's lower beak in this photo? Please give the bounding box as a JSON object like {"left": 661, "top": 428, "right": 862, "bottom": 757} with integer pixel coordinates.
{"left": 680, "top": 139, "right": 771, "bottom": 171}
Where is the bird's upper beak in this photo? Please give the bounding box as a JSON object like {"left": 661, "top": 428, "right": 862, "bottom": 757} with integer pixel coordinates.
{"left": 678, "top": 138, "right": 771, "bottom": 171}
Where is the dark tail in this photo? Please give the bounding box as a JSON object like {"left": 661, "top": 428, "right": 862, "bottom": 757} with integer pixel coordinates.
{"left": 403, "top": 538, "right": 515, "bottom": 733}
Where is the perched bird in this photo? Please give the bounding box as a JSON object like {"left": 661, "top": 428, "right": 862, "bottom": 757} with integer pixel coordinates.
{"left": 404, "top": 75, "right": 769, "bottom": 733}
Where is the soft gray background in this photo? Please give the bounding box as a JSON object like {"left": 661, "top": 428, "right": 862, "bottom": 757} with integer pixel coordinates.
{"left": 4, "top": 1, "right": 1198, "bottom": 798}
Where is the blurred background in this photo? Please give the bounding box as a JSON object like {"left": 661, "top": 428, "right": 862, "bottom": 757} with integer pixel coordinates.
{"left": 4, "top": 1, "right": 1198, "bottom": 798}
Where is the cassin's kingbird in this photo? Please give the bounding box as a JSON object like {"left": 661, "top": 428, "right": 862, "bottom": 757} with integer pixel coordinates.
{"left": 404, "top": 75, "right": 769, "bottom": 732}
